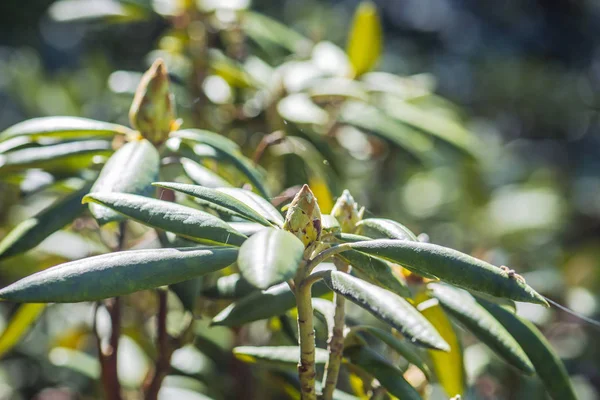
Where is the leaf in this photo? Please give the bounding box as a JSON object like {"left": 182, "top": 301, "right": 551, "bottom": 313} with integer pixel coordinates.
{"left": 233, "top": 346, "right": 329, "bottom": 365}
{"left": 336, "top": 251, "right": 410, "bottom": 297}
{"left": 354, "top": 326, "right": 431, "bottom": 380}
{"left": 346, "top": 1, "right": 383, "bottom": 76}
{"left": 153, "top": 182, "right": 274, "bottom": 227}
{"left": 88, "top": 139, "right": 160, "bottom": 225}
{"left": 478, "top": 297, "right": 577, "bottom": 400}
{"left": 211, "top": 281, "right": 330, "bottom": 327}
{"left": 172, "top": 129, "right": 270, "bottom": 198}
{"left": 311, "top": 298, "right": 335, "bottom": 336}
{"left": 49, "top": 347, "right": 100, "bottom": 379}
{"left": 48, "top": 0, "right": 147, "bottom": 23}
{"left": 414, "top": 291, "right": 464, "bottom": 398}
{"left": 277, "top": 94, "right": 329, "bottom": 125}
{"left": 83, "top": 193, "right": 247, "bottom": 246}
{"left": 216, "top": 188, "right": 284, "bottom": 227}
{"left": 170, "top": 278, "right": 202, "bottom": 314}
{"left": 322, "top": 270, "right": 448, "bottom": 351}
{"left": 180, "top": 158, "right": 232, "bottom": 189}
{"left": 242, "top": 11, "right": 312, "bottom": 54}
{"left": 355, "top": 218, "right": 418, "bottom": 241}
{"left": 0, "top": 116, "right": 131, "bottom": 142}
{"left": 237, "top": 228, "right": 304, "bottom": 289}
{"left": 0, "top": 140, "right": 112, "bottom": 172}
{"left": 201, "top": 273, "right": 256, "bottom": 299}
{"left": 0, "top": 247, "right": 238, "bottom": 303}
{"left": 338, "top": 101, "right": 433, "bottom": 163}
{"left": 350, "top": 240, "right": 548, "bottom": 306}
{"left": 0, "top": 180, "right": 93, "bottom": 260}
{"left": 228, "top": 222, "right": 266, "bottom": 237}
{"left": 429, "top": 283, "right": 534, "bottom": 374}
{"left": 0, "top": 304, "right": 46, "bottom": 358}
{"left": 344, "top": 346, "right": 422, "bottom": 400}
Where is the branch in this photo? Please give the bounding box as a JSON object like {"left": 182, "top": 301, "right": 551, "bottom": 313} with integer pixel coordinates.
{"left": 94, "top": 298, "right": 122, "bottom": 400}
{"left": 305, "top": 244, "right": 353, "bottom": 273}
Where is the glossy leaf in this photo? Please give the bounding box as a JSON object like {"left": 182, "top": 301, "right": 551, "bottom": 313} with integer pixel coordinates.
{"left": 0, "top": 180, "right": 93, "bottom": 260}
{"left": 217, "top": 188, "right": 284, "bottom": 227}
{"left": 0, "top": 116, "right": 131, "bottom": 142}
{"left": 83, "top": 193, "right": 247, "bottom": 246}
{"left": 48, "top": 0, "right": 147, "bottom": 23}
{"left": 211, "top": 281, "right": 330, "bottom": 327}
{"left": 356, "top": 218, "right": 418, "bottom": 241}
{"left": 242, "top": 11, "right": 312, "bottom": 54}
{"left": 0, "top": 247, "right": 238, "bottom": 303}
{"left": 479, "top": 297, "right": 577, "bottom": 400}
{"left": 153, "top": 182, "right": 274, "bottom": 226}
{"left": 88, "top": 139, "right": 160, "bottom": 225}
{"left": 228, "top": 222, "right": 266, "bottom": 237}
{"left": 180, "top": 158, "right": 232, "bottom": 189}
{"left": 0, "top": 304, "right": 45, "bottom": 358}
{"left": 237, "top": 228, "right": 304, "bottom": 289}
{"left": 201, "top": 273, "right": 256, "bottom": 299}
{"left": 322, "top": 270, "right": 448, "bottom": 351}
{"left": 429, "top": 283, "right": 534, "bottom": 374}
{"left": 346, "top": 1, "right": 383, "bottom": 76}
{"left": 344, "top": 346, "right": 422, "bottom": 400}
{"left": 233, "top": 346, "right": 329, "bottom": 365}
{"left": 350, "top": 240, "right": 548, "bottom": 305}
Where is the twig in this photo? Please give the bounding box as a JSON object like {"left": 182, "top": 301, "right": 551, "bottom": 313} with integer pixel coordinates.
{"left": 295, "top": 268, "right": 317, "bottom": 400}
{"left": 305, "top": 244, "right": 353, "bottom": 273}
{"left": 252, "top": 130, "right": 285, "bottom": 165}
{"left": 94, "top": 299, "right": 122, "bottom": 400}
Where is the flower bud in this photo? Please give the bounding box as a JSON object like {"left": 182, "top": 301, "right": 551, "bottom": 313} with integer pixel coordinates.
{"left": 283, "top": 184, "right": 322, "bottom": 247}
{"left": 331, "top": 189, "right": 361, "bottom": 233}
{"left": 129, "top": 58, "right": 177, "bottom": 145}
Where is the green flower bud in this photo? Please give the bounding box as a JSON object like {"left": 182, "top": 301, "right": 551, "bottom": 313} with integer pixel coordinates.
{"left": 331, "top": 189, "right": 361, "bottom": 233}
{"left": 129, "top": 58, "right": 177, "bottom": 145}
{"left": 283, "top": 184, "right": 322, "bottom": 247}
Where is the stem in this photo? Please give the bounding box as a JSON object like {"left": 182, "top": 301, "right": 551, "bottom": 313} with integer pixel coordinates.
{"left": 94, "top": 298, "right": 122, "bottom": 400}
{"left": 321, "top": 259, "right": 349, "bottom": 400}
{"left": 305, "top": 244, "right": 353, "bottom": 273}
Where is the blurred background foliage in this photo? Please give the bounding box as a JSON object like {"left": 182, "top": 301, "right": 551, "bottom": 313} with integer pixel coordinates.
{"left": 0, "top": 0, "right": 599, "bottom": 399}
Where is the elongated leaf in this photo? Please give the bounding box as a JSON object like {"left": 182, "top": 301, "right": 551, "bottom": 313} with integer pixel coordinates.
{"left": 355, "top": 326, "right": 431, "bottom": 380}
{"left": 478, "top": 297, "right": 577, "bottom": 400}
{"left": 228, "top": 222, "right": 265, "bottom": 237}
{"left": 311, "top": 298, "right": 335, "bottom": 336}
{"left": 356, "top": 218, "right": 418, "bottom": 241}
{"left": 217, "top": 188, "right": 284, "bottom": 226}
{"left": 89, "top": 139, "right": 159, "bottom": 225}
{"left": 0, "top": 247, "right": 238, "bottom": 303}
{"left": 180, "top": 158, "right": 231, "bottom": 188}
{"left": 336, "top": 251, "right": 409, "bottom": 297}
{"left": 201, "top": 273, "right": 256, "bottom": 299}
{"left": 83, "top": 193, "right": 247, "bottom": 246}
{"left": 153, "top": 182, "right": 273, "bottom": 226}
{"left": 0, "top": 140, "right": 112, "bottom": 172}
{"left": 346, "top": 1, "right": 383, "bottom": 76}
{"left": 172, "top": 130, "right": 269, "bottom": 198}
{"left": 170, "top": 278, "right": 202, "bottom": 314}
{"left": 0, "top": 180, "right": 93, "bottom": 260}
{"left": 237, "top": 228, "right": 304, "bottom": 289}
{"left": 242, "top": 11, "right": 312, "bottom": 54}
{"left": 234, "top": 346, "right": 329, "bottom": 365}
{"left": 322, "top": 271, "right": 448, "bottom": 351}
{"left": 344, "top": 346, "right": 422, "bottom": 400}
{"left": 0, "top": 137, "right": 31, "bottom": 154}
{"left": 48, "top": 0, "right": 147, "bottom": 23}
{"left": 0, "top": 304, "right": 45, "bottom": 358}
{"left": 0, "top": 116, "right": 131, "bottom": 142}
{"left": 211, "top": 281, "right": 330, "bottom": 326}
{"left": 429, "top": 283, "right": 534, "bottom": 374}
{"left": 350, "top": 240, "right": 547, "bottom": 306}
{"left": 415, "top": 291, "right": 464, "bottom": 398}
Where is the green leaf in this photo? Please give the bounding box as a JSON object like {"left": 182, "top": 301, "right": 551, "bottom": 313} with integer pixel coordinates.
{"left": 336, "top": 251, "right": 410, "bottom": 297}
{"left": 180, "top": 158, "right": 232, "bottom": 189}
{"left": 0, "top": 247, "right": 238, "bottom": 303}
{"left": 354, "top": 326, "right": 431, "bottom": 380}
{"left": 170, "top": 278, "right": 202, "bottom": 314}
{"left": 242, "top": 11, "right": 312, "bottom": 54}
{"left": 153, "top": 182, "right": 274, "bottom": 227}
{"left": 83, "top": 193, "right": 247, "bottom": 246}
{"left": 217, "top": 188, "right": 284, "bottom": 227}
{"left": 0, "top": 180, "right": 93, "bottom": 260}
{"left": 0, "top": 116, "right": 131, "bottom": 142}
{"left": 350, "top": 240, "right": 548, "bottom": 306}
{"left": 172, "top": 129, "right": 270, "bottom": 198}
{"left": 429, "top": 283, "right": 534, "bottom": 374}
{"left": 237, "top": 228, "right": 304, "bottom": 289}
{"left": 0, "top": 303, "right": 46, "bottom": 358}
{"left": 0, "top": 140, "right": 112, "bottom": 172}
{"left": 201, "top": 273, "right": 256, "bottom": 299}
{"left": 344, "top": 346, "right": 422, "bottom": 400}
{"left": 211, "top": 281, "right": 330, "bottom": 326}
{"left": 346, "top": 1, "right": 383, "bottom": 76}
{"left": 48, "top": 0, "right": 148, "bottom": 23}
{"left": 356, "top": 218, "right": 418, "bottom": 241}
{"left": 322, "top": 270, "right": 448, "bottom": 351}
{"left": 233, "top": 346, "right": 329, "bottom": 365}
{"left": 89, "top": 139, "right": 160, "bottom": 225}
{"left": 478, "top": 297, "right": 577, "bottom": 400}
{"left": 228, "top": 222, "right": 266, "bottom": 237}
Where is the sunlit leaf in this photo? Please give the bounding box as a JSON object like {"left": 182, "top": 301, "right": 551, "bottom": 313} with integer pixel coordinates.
{"left": 88, "top": 138, "right": 159, "bottom": 224}
{"left": 49, "top": 347, "right": 101, "bottom": 379}
{"left": 0, "top": 304, "right": 45, "bottom": 358}
{"left": 346, "top": 1, "right": 383, "bottom": 76}
{"left": 277, "top": 94, "right": 329, "bottom": 125}
{"left": 242, "top": 11, "right": 312, "bottom": 55}
{"left": 0, "top": 247, "right": 238, "bottom": 302}
{"left": 356, "top": 218, "right": 418, "bottom": 241}
{"left": 180, "top": 158, "right": 232, "bottom": 189}
{"left": 217, "top": 188, "right": 284, "bottom": 227}
{"left": 201, "top": 273, "right": 256, "bottom": 299}
{"left": 83, "top": 193, "right": 247, "bottom": 246}
{"left": 48, "top": 0, "right": 148, "bottom": 23}
{"left": 234, "top": 346, "right": 329, "bottom": 365}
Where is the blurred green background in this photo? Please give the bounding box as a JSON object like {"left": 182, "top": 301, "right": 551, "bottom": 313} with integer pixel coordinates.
{"left": 0, "top": 0, "right": 599, "bottom": 399}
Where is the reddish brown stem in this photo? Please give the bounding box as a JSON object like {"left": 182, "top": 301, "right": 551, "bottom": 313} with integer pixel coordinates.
{"left": 94, "top": 298, "right": 122, "bottom": 400}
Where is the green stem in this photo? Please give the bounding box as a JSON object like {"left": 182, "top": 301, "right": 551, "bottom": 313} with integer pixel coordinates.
{"left": 295, "top": 262, "right": 317, "bottom": 400}
{"left": 305, "top": 244, "right": 353, "bottom": 273}
{"left": 321, "top": 259, "right": 349, "bottom": 400}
